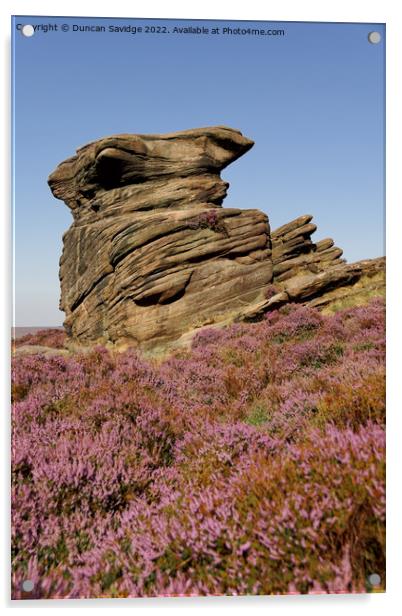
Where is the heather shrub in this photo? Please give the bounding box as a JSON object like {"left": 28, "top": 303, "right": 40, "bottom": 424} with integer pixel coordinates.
{"left": 13, "top": 328, "right": 67, "bottom": 349}
{"left": 313, "top": 370, "right": 386, "bottom": 430}
{"left": 11, "top": 298, "right": 385, "bottom": 598}
{"left": 264, "top": 283, "right": 281, "bottom": 300}
{"left": 264, "top": 304, "right": 324, "bottom": 343}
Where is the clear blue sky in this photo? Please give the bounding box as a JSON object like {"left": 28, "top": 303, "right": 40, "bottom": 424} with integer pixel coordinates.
{"left": 12, "top": 16, "right": 385, "bottom": 326}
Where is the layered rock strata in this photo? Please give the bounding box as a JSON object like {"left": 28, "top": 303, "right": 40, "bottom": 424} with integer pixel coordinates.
{"left": 271, "top": 214, "right": 345, "bottom": 282}
{"left": 49, "top": 127, "right": 273, "bottom": 351}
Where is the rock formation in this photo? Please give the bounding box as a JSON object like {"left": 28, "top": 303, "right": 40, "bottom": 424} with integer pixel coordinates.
{"left": 49, "top": 127, "right": 274, "bottom": 352}
{"left": 271, "top": 214, "right": 345, "bottom": 282}
{"left": 49, "top": 126, "right": 385, "bottom": 353}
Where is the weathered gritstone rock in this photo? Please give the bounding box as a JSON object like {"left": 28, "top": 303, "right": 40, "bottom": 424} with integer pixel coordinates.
{"left": 49, "top": 126, "right": 385, "bottom": 353}
{"left": 241, "top": 257, "right": 385, "bottom": 321}
{"left": 306, "top": 256, "right": 386, "bottom": 312}
{"left": 271, "top": 214, "right": 345, "bottom": 282}
{"left": 49, "top": 126, "right": 273, "bottom": 352}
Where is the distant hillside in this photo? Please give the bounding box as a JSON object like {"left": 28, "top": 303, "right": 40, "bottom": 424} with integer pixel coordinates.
{"left": 12, "top": 326, "right": 63, "bottom": 339}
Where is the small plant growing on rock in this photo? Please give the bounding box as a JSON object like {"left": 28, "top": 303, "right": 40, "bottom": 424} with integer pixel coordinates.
{"left": 188, "top": 210, "right": 228, "bottom": 236}
{"left": 264, "top": 284, "right": 281, "bottom": 300}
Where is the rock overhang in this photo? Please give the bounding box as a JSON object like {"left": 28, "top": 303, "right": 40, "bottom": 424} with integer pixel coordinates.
{"left": 48, "top": 126, "right": 254, "bottom": 212}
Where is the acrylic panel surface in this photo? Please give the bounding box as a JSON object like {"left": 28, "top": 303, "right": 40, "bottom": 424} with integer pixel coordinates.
{"left": 11, "top": 16, "right": 385, "bottom": 599}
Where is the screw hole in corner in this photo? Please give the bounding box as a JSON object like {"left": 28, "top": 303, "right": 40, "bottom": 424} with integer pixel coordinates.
{"left": 21, "top": 25, "right": 35, "bottom": 37}
{"left": 22, "top": 579, "right": 34, "bottom": 592}
{"left": 368, "top": 573, "right": 381, "bottom": 586}
{"left": 368, "top": 31, "right": 381, "bottom": 44}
